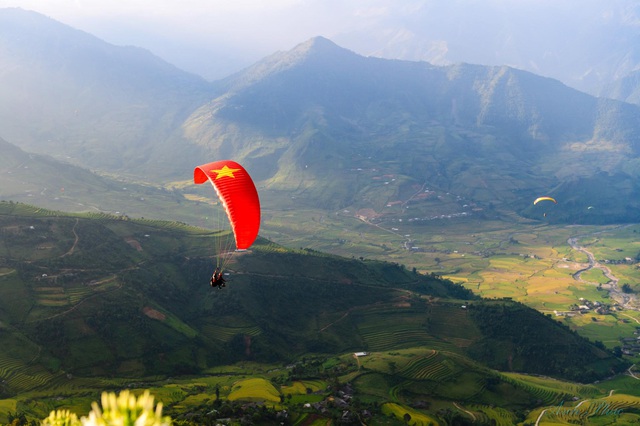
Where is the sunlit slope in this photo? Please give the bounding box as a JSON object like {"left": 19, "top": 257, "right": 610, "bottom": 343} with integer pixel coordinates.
{"left": 0, "top": 137, "right": 221, "bottom": 226}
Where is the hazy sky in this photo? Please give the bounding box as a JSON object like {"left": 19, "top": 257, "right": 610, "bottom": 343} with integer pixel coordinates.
{"left": 1, "top": 0, "right": 637, "bottom": 92}
{"left": 0, "top": 0, "right": 404, "bottom": 79}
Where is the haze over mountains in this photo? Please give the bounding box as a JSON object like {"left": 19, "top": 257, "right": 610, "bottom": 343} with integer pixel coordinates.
{"left": 3, "top": 2, "right": 640, "bottom": 89}
{"left": 339, "top": 0, "right": 640, "bottom": 99}
{"left": 0, "top": 8, "right": 215, "bottom": 177}
{"left": 1, "top": 7, "right": 640, "bottom": 224}
{"left": 10, "top": 0, "right": 637, "bottom": 99}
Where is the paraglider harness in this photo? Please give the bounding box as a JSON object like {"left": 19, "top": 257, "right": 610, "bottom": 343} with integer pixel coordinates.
{"left": 210, "top": 267, "right": 226, "bottom": 289}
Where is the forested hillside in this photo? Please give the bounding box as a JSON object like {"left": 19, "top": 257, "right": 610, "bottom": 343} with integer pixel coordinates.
{"left": 0, "top": 203, "right": 626, "bottom": 400}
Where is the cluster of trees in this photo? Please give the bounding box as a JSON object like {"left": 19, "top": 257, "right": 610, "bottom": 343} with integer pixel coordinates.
{"left": 283, "top": 356, "right": 357, "bottom": 382}
{"left": 467, "top": 302, "right": 628, "bottom": 382}
{"left": 170, "top": 399, "right": 288, "bottom": 426}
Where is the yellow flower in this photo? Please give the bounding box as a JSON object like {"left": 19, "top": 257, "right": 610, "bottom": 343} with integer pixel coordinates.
{"left": 43, "top": 390, "right": 171, "bottom": 426}
{"left": 42, "top": 409, "right": 81, "bottom": 426}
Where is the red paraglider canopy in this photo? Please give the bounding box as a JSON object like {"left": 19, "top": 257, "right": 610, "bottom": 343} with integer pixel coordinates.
{"left": 194, "top": 160, "right": 260, "bottom": 250}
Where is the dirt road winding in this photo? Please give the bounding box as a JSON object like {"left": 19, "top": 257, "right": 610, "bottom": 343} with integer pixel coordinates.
{"left": 568, "top": 232, "right": 638, "bottom": 311}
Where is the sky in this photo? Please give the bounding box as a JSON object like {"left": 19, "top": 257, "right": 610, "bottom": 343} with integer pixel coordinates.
{"left": 0, "top": 0, "right": 637, "bottom": 93}
{"left": 0, "top": 0, "right": 404, "bottom": 80}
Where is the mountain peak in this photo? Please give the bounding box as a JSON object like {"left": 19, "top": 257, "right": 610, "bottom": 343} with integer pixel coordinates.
{"left": 291, "top": 36, "right": 345, "bottom": 55}
{"left": 221, "top": 36, "right": 360, "bottom": 91}
{"left": 285, "top": 36, "right": 359, "bottom": 65}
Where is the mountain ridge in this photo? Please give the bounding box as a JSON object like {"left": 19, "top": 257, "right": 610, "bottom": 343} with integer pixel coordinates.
{"left": 0, "top": 7, "right": 215, "bottom": 178}
{"left": 185, "top": 39, "right": 640, "bottom": 221}
{"left": 1, "top": 12, "right": 640, "bottom": 222}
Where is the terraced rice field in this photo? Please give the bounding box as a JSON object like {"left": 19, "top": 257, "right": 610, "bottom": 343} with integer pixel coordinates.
{"left": 399, "top": 351, "right": 456, "bottom": 381}
{"left": 536, "top": 394, "right": 640, "bottom": 424}
{"left": 427, "top": 303, "right": 480, "bottom": 347}
{"left": 503, "top": 372, "right": 602, "bottom": 399}
{"left": 201, "top": 323, "right": 262, "bottom": 342}
{"left": 227, "top": 378, "right": 280, "bottom": 403}
{"left": 281, "top": 380, "right": 325, "bottom": 395}
{"left": 501, "top": 373, "right": 579, "bottom": 406}
{"left": 381, "top": 402, "right": 440, "bottom": 425}
{"left": 466, "top": 404, "right": 517, "bottom": 426}
{"left": 0, "top": 353, "right": 54, "bottom": 393}
{"left": 34, "top": 287, "right": 69, "bottom": 307}
{"left": 355, "top": 307, "right": 460, "bottom": 352}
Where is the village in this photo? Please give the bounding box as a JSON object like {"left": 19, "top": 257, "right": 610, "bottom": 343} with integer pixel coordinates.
{"left": 553, "top": 298, "right": 617, "bottom": 317}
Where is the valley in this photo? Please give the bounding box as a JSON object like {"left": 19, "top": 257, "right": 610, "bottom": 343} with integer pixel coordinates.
{"left": 1, "top": 8, "right": 640, "bottom": 424}
{"left": 264, "top": 204, "right": 640, "bottom": 352}
{"left": 0, "top": 203, "right": 638, "bottom": 425}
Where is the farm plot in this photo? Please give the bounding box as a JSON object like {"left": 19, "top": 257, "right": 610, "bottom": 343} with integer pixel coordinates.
{"left": 200, "top": 316, "right": 262, "bottom": 342}
{"left": 354, "top": 309, "right": 447, "bottom": 352}
{"left": 281, "top": 380, "right": 325, "bottom": 396}
{"left": 532, "top": 394, "right": 640, "bottom": 424}
{"left": 0, "top": 354, "right": 54, "bottom": 393}
{"left": 34, "top": 286, "right": 69, "bottom": 307}
{"left": 227, "top": 378, "right": 280, "bottom": 403}
{"left": 399, "top": 351, "right": 456, "bottom": 381}
{"left": 466, "top": 404, "right": 517, "bottom": 426}
{"left": 381, "top": 402, "right": 440, "bottom": 425}
{"left": 427, "top": 303, "right": 481, "bottom": 347}
{"left": 501, "top": 372, "right": 601, "bottom": 406}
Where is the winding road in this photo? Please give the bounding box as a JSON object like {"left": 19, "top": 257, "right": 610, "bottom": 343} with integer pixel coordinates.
{"left": 567, "top": 233, "right": 638, "bottom": 311}
{"left": 60, "top": 218, "right": 80, "bottom": 258}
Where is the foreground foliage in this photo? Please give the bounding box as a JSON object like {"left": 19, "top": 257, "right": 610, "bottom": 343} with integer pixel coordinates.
{"left": 40, "top": 390, "right": 170, "bottom": 426}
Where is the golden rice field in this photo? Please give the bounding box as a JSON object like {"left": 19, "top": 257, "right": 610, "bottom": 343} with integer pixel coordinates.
{"left": 268, "top": 213, "right": 640, "bottom": 350}
{"left": 580, "top": 268, "right": 610, "bottom": 285}
{"left": 525, "top": 393, "right": 640, "bottom": 425}
{"left": 281, "top": 380, "right": 325, "bottom": 396}
{"left": 381, "top": 402, "right": 441, "bottom": 425}
{"left": 0, "top": 400, "right": 16, "bottom": 414}
{"left": 227, "top": 378, "right": 281, "bottom": 403}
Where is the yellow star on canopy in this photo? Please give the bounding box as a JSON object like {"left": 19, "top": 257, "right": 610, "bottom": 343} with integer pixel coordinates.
{"left": 211, "top": 165, "right": 241, "bottom": 179}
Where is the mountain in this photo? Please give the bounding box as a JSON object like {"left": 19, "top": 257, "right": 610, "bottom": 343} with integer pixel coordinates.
{"left": 0, "top": 7, "right": 215, "bottom": 179}
{"left": 0, "top": 137, "right": 219, "bottom": 224}
{"left": 603, "top": 69, "right": 640, "bottom": 105}
{"left": 2, "top": 10, "right": 640, "bottom": 224}
{"left": 0, "top": 205, "right": 626, "bottom": 398}
{"left": 185, "top": 37, "right": 640, "bottom": 222}
{"left": 336, "top": 0, "right": 640, "bottom": 98}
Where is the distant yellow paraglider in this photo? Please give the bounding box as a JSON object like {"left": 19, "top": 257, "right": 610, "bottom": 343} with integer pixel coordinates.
{"left": 533, "top": 196, "right": 557, "bottom": 218}
{"left": 533, "top": 196, "right": 557, "bottom": 205}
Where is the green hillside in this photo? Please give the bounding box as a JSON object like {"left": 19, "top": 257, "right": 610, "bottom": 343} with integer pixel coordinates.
{"left": 0, "top": 203, "right": 635, "bottom": 424}
{"left": 0, "top": 204, "right": 626, "bottom": 385}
